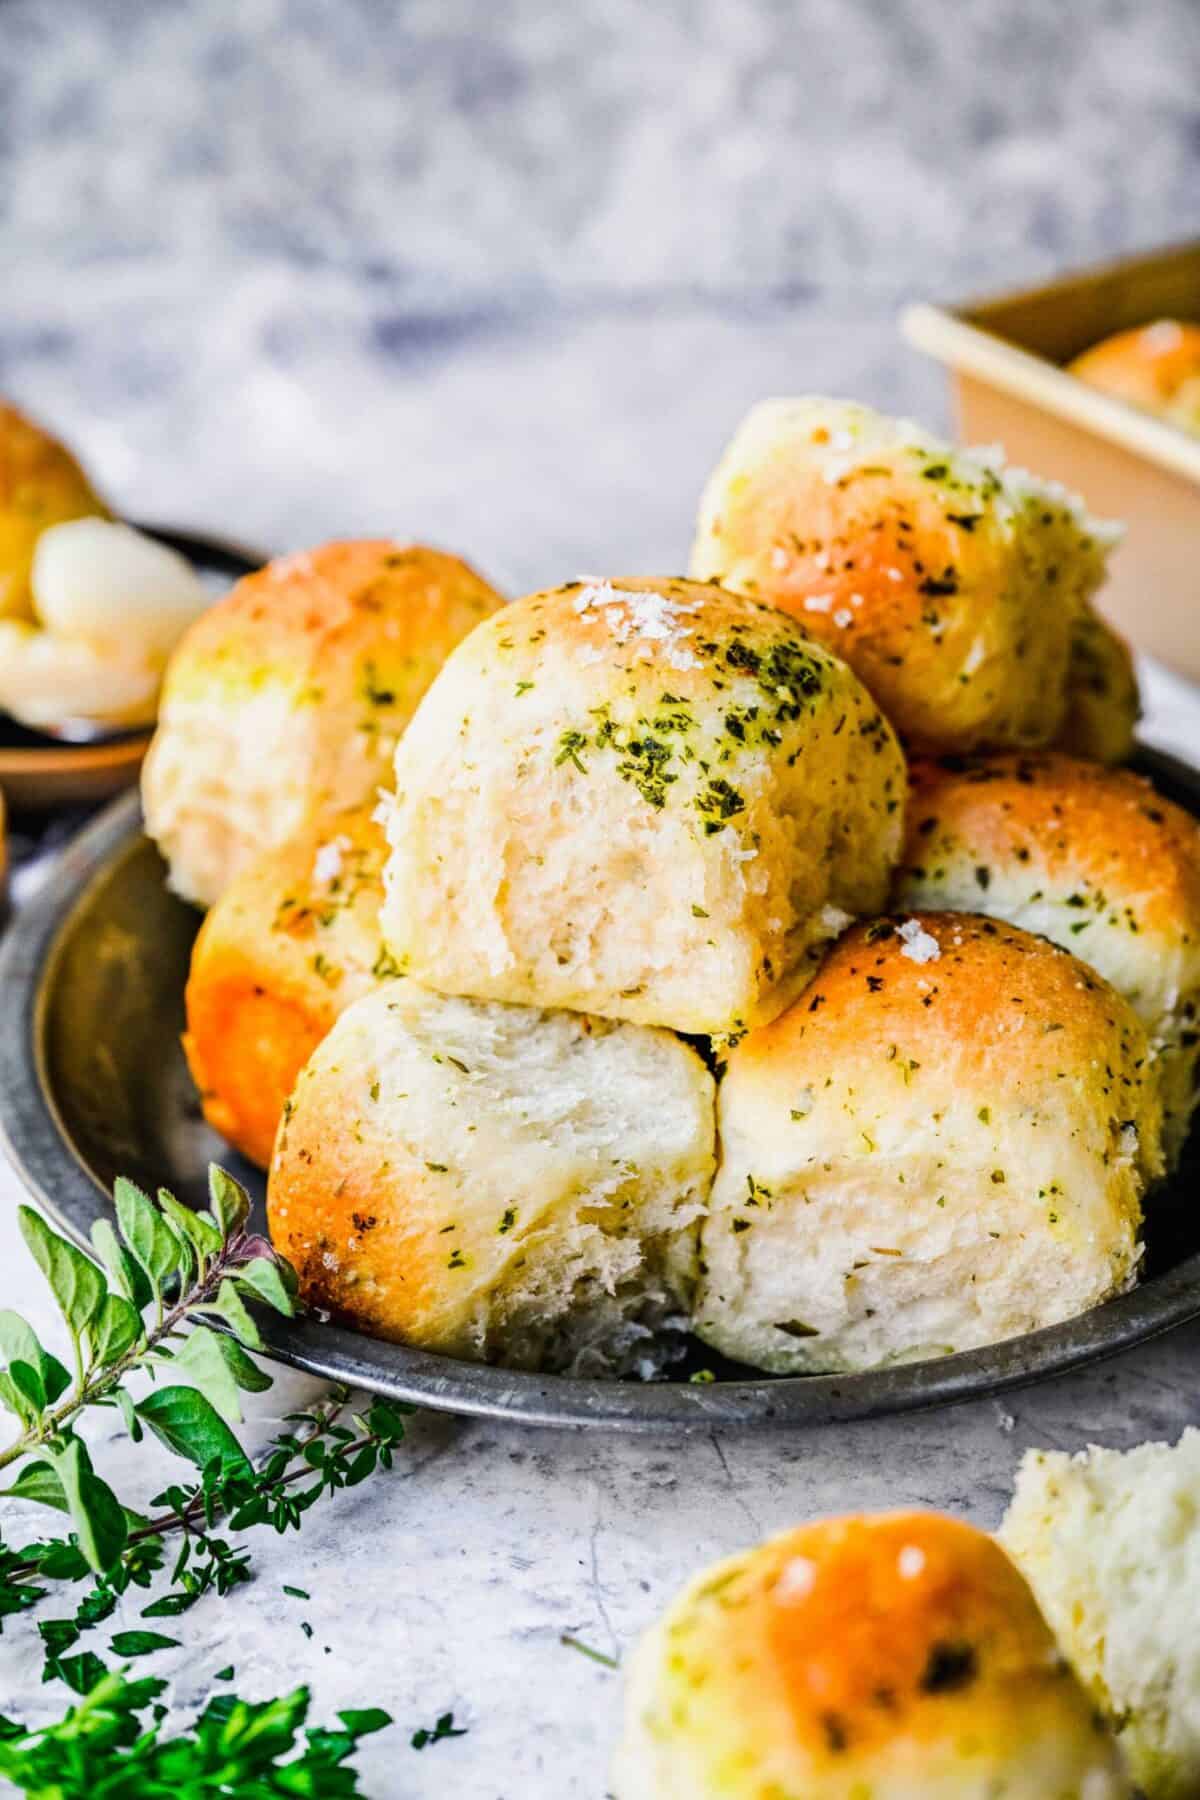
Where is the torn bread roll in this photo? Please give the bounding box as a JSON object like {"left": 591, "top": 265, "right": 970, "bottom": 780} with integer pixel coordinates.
{"left": 894, "top": 752, "right": 1200, "bottom": 1166}
{"left": 184, "top": 803, "right": 396, "bottom": 1169}
{"left": 690, "top": 396, "right": 1127, "bottom": 757}
{"left": 267, "top": 982, "right": 716, "bottom": 1375}
{"left": 1002, "top": 1429, "right": 1200, "bottom": 1800}
{"left": 693, "top": 914, "right": 1162, "bottom": 1374}
{"left": 613, "top": 1511, "right": 1130, "bottom": 1798}
{"left": 142, "top": 540, "right": 504, "bottom": 906}
{"left": 380, "top": 576, "right": 906, "bottom": 1038}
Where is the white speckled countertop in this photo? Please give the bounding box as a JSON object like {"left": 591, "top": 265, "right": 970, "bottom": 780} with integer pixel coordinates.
{"left": 2, "top": 2, "right": 1200, "bottom": 1791}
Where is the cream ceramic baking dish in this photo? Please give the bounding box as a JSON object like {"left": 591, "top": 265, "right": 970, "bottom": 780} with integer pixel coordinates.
{"left": 903, "top": 241, "right": 1200, "bottom": 679}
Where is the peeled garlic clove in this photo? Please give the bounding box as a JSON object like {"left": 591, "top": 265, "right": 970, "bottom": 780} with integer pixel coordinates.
{"left": 31, "top": 518, "right": 209, "bottom": 663}
{"left": 0, "top": 618, "right": 161, "bottom": 730}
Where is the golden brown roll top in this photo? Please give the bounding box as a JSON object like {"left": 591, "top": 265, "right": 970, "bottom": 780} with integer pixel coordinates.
{"left": 1056, "top": 607, "right": 1139, "bottom": 766}
{"left": 895, "top": 753, "right": 1200, "bottom": 1165}
{"left": 142, "top": 539, "right": 504, "bottom": 906}
{"left": 613, "top": 1511, "right": 1131, "bottom": 1798}
{"left": 380, "top": 576, "right": 906, "bottom": 1038}
{"left": 0, "top": 400, "right": 109, "bottom": 621}
{"left": 1070, "top": 320, "right": 1200, "bottom": 438}
{"left": 183, "top": 802, "right": 396, "bottom": 1168}
{"left": 693, "top": 914, "right": 1162, "bottom": 1374}
{"left": 267, "top": 981, "right": 716, "bottom": 1375}
{"left": 689, "top": 396, "right": 1127, "bottom": 756}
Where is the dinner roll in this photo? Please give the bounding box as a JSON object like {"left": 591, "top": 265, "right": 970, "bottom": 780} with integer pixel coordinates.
{"left": 0, "top": 400, "right": 109, "bottom": 621}
{"left": 613, "top": 1511, "right": 1130, "bottom": 1799}
{"left": 1055, "top": 606, "right": 1139, "bottom": 766}
{"left": 1070, "top": 320, "right": 1200, "bottom": 437}
{"left": 692, "top": 914, "right": 1162, "bottom": 1374}
{"left": 690, "top": 397, "right": 1122, "bottom": 755}
{"left": 1001, "top": 1430, "right": 1200, "bottom": 1800}
{"left": 894, "top": 752, "right": 1200, "bottom": 1166}
{"left": 380, "top": 577, "right": 906, "bottom": 1038}
{"left": 184, "top": 803, "right": 396, "bottom": 1169}
{"left": 267, "top": 982, "right": 715, "bottom": 1374}
{"left": 142, "top": 540, "right": 504, "bottom": 906}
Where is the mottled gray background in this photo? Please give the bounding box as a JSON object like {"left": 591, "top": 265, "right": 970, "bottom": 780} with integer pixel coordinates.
{"left": 3, "top": 4, "right": 1200, "bottom": 1794}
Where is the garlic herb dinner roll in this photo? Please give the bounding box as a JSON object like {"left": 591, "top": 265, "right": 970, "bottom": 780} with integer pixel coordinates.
{"left": 1070, "top": 319, "right": 1200, "bottom": 438}
{"left": 895, "top": 753, "right": 1200, "bottom": 1166}
{"left": 142, "top": 540, "right": 504, "bottom": 907}
{"left": 0, "top": 400, "right": 109, "bottom": 622}
{"left": 1056, "top": 606, "right": 1140, "bottom": 766}
{"left": 693, "top": 914, "right": 1162, "bottom": 1374}
{"left": 1002, "top": 1430, "right": 1200, "bottom": 1800}
{"left": 267, "top": 983, "right": 716, "bottom": 1373}
{"left": 380, "top": 577, "right": 906, "bottom": 1037}
{"left": 690, "top": 397, "right": 1123, "bottom": 756}
{"left": 613, "top": 1511, "right": 1130, "bottom": 1799}
{"left": 184, "top": 803, "right": 395, "bottom": 1169}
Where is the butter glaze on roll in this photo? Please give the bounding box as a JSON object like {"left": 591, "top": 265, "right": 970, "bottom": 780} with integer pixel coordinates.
{"left": 690, "top": 397, "right": 1125, "bottom": 756}
{"left": 613, "top": 1511, "right": 1131, "bottom": 1799}
{"left": 0, "top": 400, "right": 109, "bottom": 622}
{"left": 693, "top": 914, "right": 1162, "bottom": 1374}
{"left": 184, "top": 802, "right": 395, "bottom": 1169}
{"left": 267, "top": 982, "right": 716, "bottom": 1374}
{"left": 894, "top": 753, "right": 1200, "bottom": 1166}
{"left": 142, "top": 540, "right": 504, "bottom": 906}
{"left": 380, "top": 577, "right": 906, "bottom": 1038}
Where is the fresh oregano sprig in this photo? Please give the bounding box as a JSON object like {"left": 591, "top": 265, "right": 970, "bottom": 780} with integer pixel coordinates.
{"left": 0, "top": 1165, "right": 298, "bottom": 1580}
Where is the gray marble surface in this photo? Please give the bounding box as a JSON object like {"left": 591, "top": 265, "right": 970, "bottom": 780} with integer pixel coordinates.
{"left": 3, "top": 1, "right": 1200, "bottom": 1792}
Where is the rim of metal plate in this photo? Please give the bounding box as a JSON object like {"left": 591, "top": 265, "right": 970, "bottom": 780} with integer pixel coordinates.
{"left": 3, "top": 736, "right": 1200, "bottom": 1432}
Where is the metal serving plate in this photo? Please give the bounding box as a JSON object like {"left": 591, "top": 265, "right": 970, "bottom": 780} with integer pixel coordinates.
{"left": 3, "top": 749, "right": 1200, "bottom": 1432}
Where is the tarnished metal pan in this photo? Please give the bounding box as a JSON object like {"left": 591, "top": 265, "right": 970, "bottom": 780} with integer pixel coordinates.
{"left": 2, "top": 752, "right": 1200, "bottom": 1432}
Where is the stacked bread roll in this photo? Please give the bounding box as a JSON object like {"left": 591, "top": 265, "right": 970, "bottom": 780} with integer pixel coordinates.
{"left": 159, "top": 397, "right": 1192, "bottom": 1380}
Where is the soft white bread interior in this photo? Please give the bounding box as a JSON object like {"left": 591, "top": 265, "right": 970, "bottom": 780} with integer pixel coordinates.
{"left": 142, "top": 540, "right": 503, "bottom": 907}
{"left": 267, "top": 982, "right": 716, "bottom": 1375}
{"left": 1001, "top": 1429, "right": 1200, "bottom": 1800}
{"left": 894, "top": 752, "right": 1200, "bottom": 1167}
{"left": 613, "top": 1510, "right": 1131, "bottom": 1799}
{"left": 693, "top": 913, "right": 1162, "bottom": 1374}
{"left": 380, "top": 576, "right": 906, "bottom": 1038}
{"left": 690, "top": 396, "right": 1124, "bottom": 756}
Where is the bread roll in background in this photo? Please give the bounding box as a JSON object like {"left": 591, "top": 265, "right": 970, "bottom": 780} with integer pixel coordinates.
{"left": 184, "top": 802, "right": 395, "bottom": 1168}
{"left": 0, "top": 400, "right": 109, "bottom": 622}
{"left": 142, "top": 540, "right": 504, "bottom": 906}
{"left": 267, "top": 982, "right": 716, "bottom": 1374}
{"left": 690, "top": 397, "right": 1125, "bottom": 756}
{"left": 1070, "top": 319, "right": 1200, "bottom": 438}
{"left": 1002, "top": 1429, "right": 1200, "bottom": 1800}
{"left": 894, "top": 753, "right": 1200, "bottom": 1166}
{"left": 693, "top": 914, "right": 1162, "bottom": 1374}
{"left": 380, "top": 576, "right": 906, "bottom": 1038}
{"left": 613, "top": 1511, "right": 1130, "bottom": 1799}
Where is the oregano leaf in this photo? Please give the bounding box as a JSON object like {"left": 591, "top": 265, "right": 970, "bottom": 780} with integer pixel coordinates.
{"left": 90, "top": 1218, "right": 152, "bottom": 1311}
{"left": 0, "top": 1311, "right": 71, "bottom": 1405}
{"left": 235, "top": 1257, "right": 297, "bottom": 1318}
{"left": 45, "top": 1438, "right": 128, "bottom": 1575}
{"left": 0, "top": 1458, "right": 69, "bottom": 1511}
{"left": 17, "top": 1210, "right": 104, "bottom": 1338}
{"left": 136, "top": 1385, "right": 252, "bottom": 1478}
{"left": 113, "top": 1180, "right": 180, "bottom": 1295}
{"left": 90, "top": 1294, "right": 142, "bottom": 1368}
{"left": 209, "top": 1167, "right": 251, "bottom": 1238}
